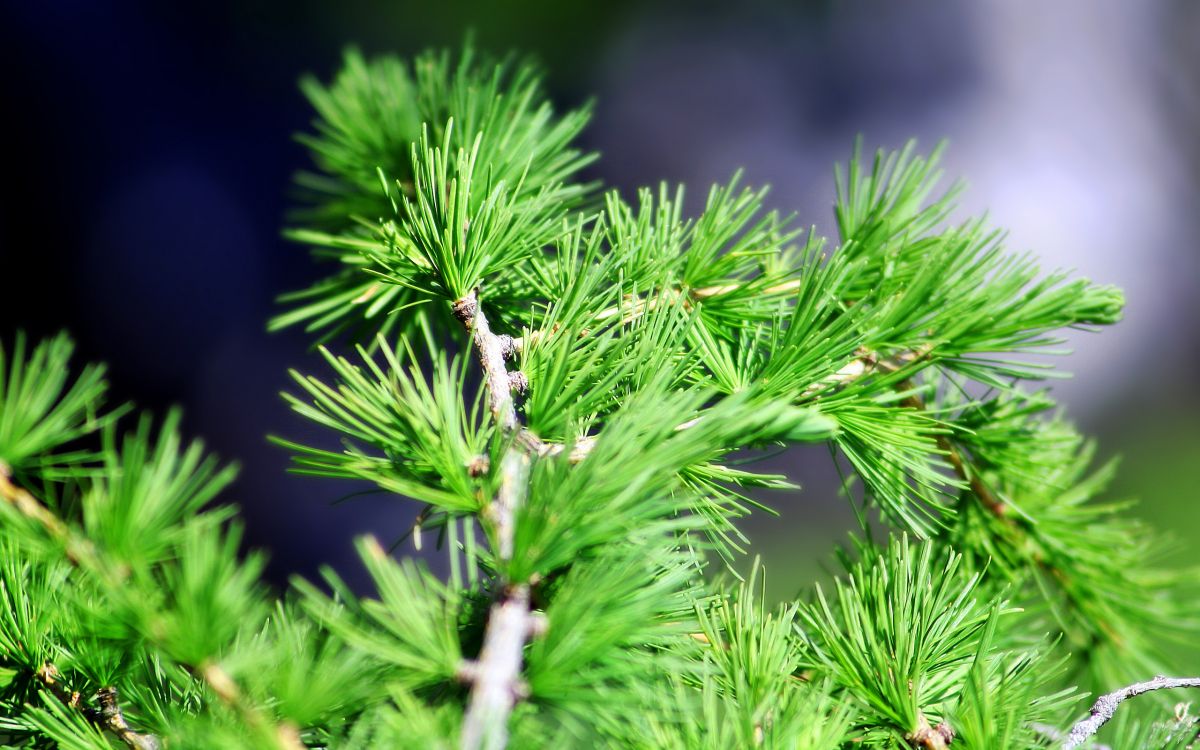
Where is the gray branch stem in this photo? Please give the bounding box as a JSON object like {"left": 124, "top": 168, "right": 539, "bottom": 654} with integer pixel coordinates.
{"left": 453, "top": 289, "right": 540, "bottom": 750}
{"left": 453, "top": 290, "right": 519, "bottom": 432}
{"left": 1062, "top": 675, "right": 1200, "bottom": 749}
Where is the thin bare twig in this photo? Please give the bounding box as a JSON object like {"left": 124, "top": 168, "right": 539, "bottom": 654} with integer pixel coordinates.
{"left": 96, "top": 687, "right": 163, "bottom": 750}
{"left": 452, "top": 289, "right": 541, "bottom": 750}
{"left": 1061, "top": 676, "right": 1200, "bottom": 750}
{"left": 35, "top": 662, "right": 161, "bottom": 750}
{"left": 510, "top": 279, "right": 806, "bottom": 354}
{"left": 525, "top": 346, "right": 930, "bottom": 465}
{"left": 1031, "top": 722, "right": 1112, "bottom": 750}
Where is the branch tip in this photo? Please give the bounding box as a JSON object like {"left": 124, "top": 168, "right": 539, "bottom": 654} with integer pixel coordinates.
{"left": 451, "top": 292, "right": 478, "bottom": 324}
{"left": 907, "top": 714, "right": 953, "bottom": 749}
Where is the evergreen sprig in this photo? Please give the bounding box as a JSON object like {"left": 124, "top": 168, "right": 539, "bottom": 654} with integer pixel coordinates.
{"left": 2, "top": 40, "right": 1196, "bottom": 750}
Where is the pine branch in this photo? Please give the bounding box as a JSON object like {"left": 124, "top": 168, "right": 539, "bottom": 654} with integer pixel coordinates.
{"left": 1061, "top": 676, "right": 1200, "bottom": 750}
{"left": 457, "top": 576, "right": 542, "bottom": 750}
{"left": 901, "top": 381, "right": 1180, "bottom": 672}
{"left": 452, "top": 290, "right": 522, "bottom": 432}
{"left": 0, "top": 462, "right": 70, "bottom": 541}
{"left": 451, "top": 288, "right": 541, "bottom": 750}
{"left": 0, "top": 466, "right": 302, "bottom": 750}
{"left": 12, "top": 43, "right": 1194, "bottom": 748}
{"left": 261, "top": 50, "right": 1189, "bottom": 745}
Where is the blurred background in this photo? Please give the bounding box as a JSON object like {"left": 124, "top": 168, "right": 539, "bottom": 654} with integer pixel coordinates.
{"left": 2, "top": 0, "right": 1198, "bottom": 601}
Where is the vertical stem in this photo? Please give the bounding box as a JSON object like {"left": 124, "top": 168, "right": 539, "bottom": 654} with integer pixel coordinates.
{"left": 490, "top": 450, "right": 528, "bottom": 565}
{"left": 452, "top": 290, "right": 518, "bottom": 432}
{"left": 459, "top": 451, "right": 532, "bottom": 750}
{"left": 452, "top": 290, "right": 538, "bottom": 750}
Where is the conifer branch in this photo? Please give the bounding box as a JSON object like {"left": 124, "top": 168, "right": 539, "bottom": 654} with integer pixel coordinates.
{"left": 2, "top": 465, "right": 165, "bottom": 750}
{"left": 452, "top": 288, "right": 539, "bottom": 750}
{"left": 940, "top": 436, "right": 1007, "bottom": 517}
{"left": 0, "top": 465, "right": 118, "bottom": 598}
{"left": 11, "top": 45, "right": 1189, "bottom": 749}
{"left": 907, "top": 383, "right": 1152, "bottom": 657}
{"left": 1061, "top": 676, "right": 1200, "bottom": 749}
{"left": 897, "top": 390, "right": 1008, "bottom": 518}
{"left": 0, "top": 464, "right": 70, "bottom": 542}
{"left": 899, "top": 381, "right": 1122, "bottom": 649}
{"left": 0, "top": 468, "right": 301, "bottom": 750}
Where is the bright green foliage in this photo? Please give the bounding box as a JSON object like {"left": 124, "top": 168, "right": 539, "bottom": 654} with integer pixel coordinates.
{"left": 0, "top": 332, "right": 120, "bottom": 477}
{"left": 796, "top": 539, "right": 1001, "bottom": 740}
{"left": 796, "top": 537, "right": 1077, "bottom": 747}
{"left": 521, "top": 531, "right": 701, "bottom": 736}
{"left": 23, "top": 697, "right": 114, "bottom": 750}
{"left": 276, "top": 46, "right": 594, "bottom": 341}
{"left": 298, "top": 538, "right": 464, "bottom": 690}
{"left": 948, "top": 626, "right": 1075, "bottom": 750}
{"left": 83, "top": 411, "right": 237, "bottom": 567}
{"left": 276, "top": 330, "right": 497, "bottom": 513}
{"left": 375, "top": 124, "right": 581, "bottom": 301}
{"left": 1, "top": 41, "right": 1197, "bottom": 750}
